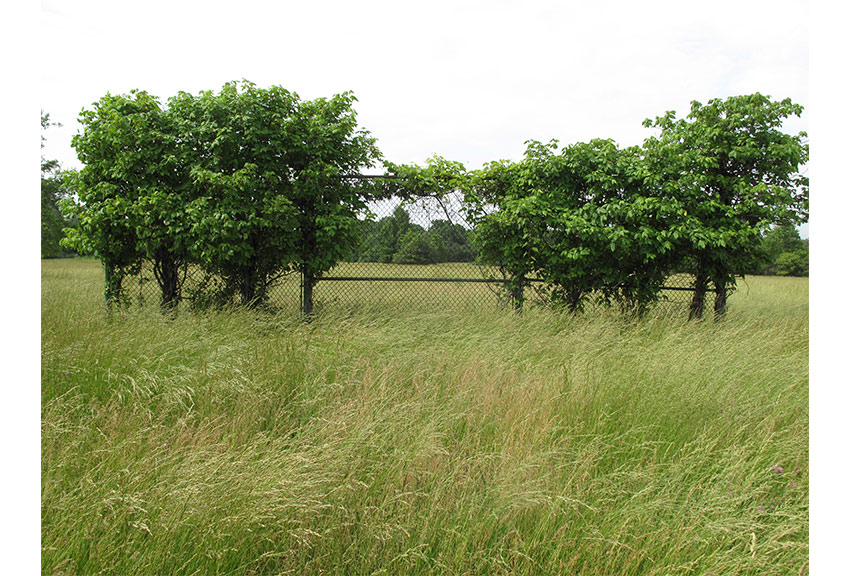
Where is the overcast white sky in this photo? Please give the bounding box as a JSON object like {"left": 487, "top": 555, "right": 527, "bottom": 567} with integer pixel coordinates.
{"left": 41, "top": 0, "right": 809, "bottom": 173}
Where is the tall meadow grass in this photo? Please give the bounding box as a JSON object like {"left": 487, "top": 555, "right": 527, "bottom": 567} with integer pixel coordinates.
{"left": 42, "top": 259, "right": 808, "bottom": 575}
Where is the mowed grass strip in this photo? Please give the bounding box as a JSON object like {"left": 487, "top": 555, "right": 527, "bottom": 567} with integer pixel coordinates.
{"left": 41, "top": 259, "right": 808, "bottom": 575}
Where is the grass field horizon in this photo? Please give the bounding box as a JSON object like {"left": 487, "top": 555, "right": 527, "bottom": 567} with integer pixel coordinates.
{"left": 41, "top": 259, "right": 808, "bottom": 575}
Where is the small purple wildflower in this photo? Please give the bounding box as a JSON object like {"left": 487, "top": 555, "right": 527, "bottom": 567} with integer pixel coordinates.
{"left": 790, "top": 482, "right": 797, "bottom": 488}
{"left": 757, "top": 506, "right": 765, "bottom": 511}
{"left": 773, "top": 465, "right": 784, "bottom": 474}
{"left": 769, "top": 505, "right": 775, "bottom": 510}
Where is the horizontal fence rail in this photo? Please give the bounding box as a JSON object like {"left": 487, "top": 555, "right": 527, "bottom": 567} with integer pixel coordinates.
{"left": 318, "top": 276, "right": 715, "bottom": 290}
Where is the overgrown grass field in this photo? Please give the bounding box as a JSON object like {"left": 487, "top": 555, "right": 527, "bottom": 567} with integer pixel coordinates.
{"left": 41, "top": 259, "right": 808, "bottom": 575}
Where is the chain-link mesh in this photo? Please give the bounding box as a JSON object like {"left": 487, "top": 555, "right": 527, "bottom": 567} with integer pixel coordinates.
{"left": 315, "top": 191, "right": 504, "bottom": 312}
{"left": 121, "top": 193, "right": 717, "bottom": 316}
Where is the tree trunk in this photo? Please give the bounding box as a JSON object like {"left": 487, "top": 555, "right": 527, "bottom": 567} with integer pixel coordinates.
{"left": 239, "top": 272, "right": 257, "bottom": 307}
{"left": 567, "top": 289, "right": 583, "bottom": 314}
{"left": 240, "top": 286, "right": 255, "bottom": 307}
{"left": 713, "top": 274, "right": 729, "bottom": 319}
{"left": 154, "top": 252, "right": 181, "bottom": 313}
{"left": 300, "top": 212, "right": 318, "bottom": 319}
{"left": 302, "top": 271, "right": 315, "bottom": 317}
{"left": 689, "top": 271, "right": 708, "bottom": 320}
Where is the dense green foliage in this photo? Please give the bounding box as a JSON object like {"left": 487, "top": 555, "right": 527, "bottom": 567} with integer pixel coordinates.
{"left": 42, "top": 259, "right": 809, "bottom": 575}
{"left": 170, "top": 82, "right": 381, "bottom": 308}
{"left": 460, "top": 94, "right": 808, "bottom": 317}
{"left": 62, "top": 90, "right": 190, "bottom": 309}
{"left": 466, "top": 139, "right": 686, "bottom": 313}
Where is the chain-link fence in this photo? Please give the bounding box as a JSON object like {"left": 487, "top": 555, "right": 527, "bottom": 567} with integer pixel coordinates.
{"left": 122, "top": 192, "right": 716, "bottom": 316}
{"left": 313, "top": 191, "right": 498, "bottom": 313}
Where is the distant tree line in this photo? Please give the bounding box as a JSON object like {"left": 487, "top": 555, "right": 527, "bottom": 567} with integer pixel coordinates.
{"left": 352, "top": 205, "right": 476, "bottom": 264}
{"left": 753, "top": 225, "right": 809, "bottom": 277}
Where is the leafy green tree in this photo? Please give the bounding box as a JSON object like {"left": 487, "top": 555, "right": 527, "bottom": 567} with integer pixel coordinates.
{"left": 64, "top": 91, "right": 194, "bottom": 310}
{"left": 65, "top": 81, "right": 380, "bottom": 313}
{"left": 355, "top": 204, "right": 472, "bottom": 265}
{"left": 424, "top": 227, "right": 446, "bottom": 263}
{"left": 762, "top": 225, "right": 806, "bottom": 258}
{"left": 351, "top": 218, "right": 378, "bottom": 261}
{"left": 466, "top": 153, "right": 540, "bottom": 309}
{"left": 537, "top": 140, "right": 680, "bottom": 313}
{"left": 284, "top": 91, "right": 382, "bottom": 313}
{"left": 428, "top": 219, "right": 476, "bottom": 262}
{"left": 169, "top": 83, "right": 301, "bottom": 307}
{"left": 63, "top": 92, "right": 172, "bottom": 308}
{"left": 642, "top": 93, "right": 809, "bottom": 317}
{"left": 393, "top": 229, "right": 432, "bottom": 264}
{"left": 358, "top": 205, "right": 412, "bottom": 263}
{"left": 774, "top": 251, "right": 808, "bottom": 276}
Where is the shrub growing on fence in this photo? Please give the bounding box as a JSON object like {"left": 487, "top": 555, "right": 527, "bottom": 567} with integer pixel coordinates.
{"left": 63, "top": 90, "right": 189, "bottom": 310}
{"left": 65, "top": 81, "right": 382, "bottom": 312}
{"left": 466, "top": 139, "right": 684, "bottom": 314}
{"left": 463, "top": 95, "right": 808, "bottom": 317}
{"left": 641, "top": 93, "right": 809, "bottom": 317}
